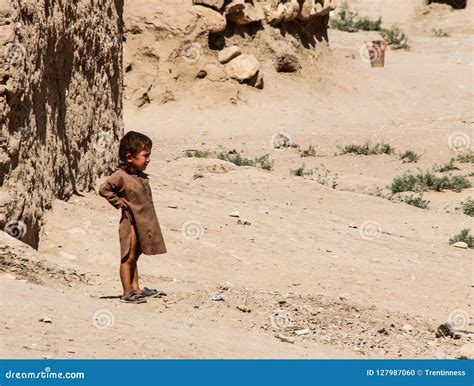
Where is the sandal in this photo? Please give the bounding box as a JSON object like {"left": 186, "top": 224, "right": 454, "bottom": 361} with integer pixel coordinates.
{"left": 139, "top": 287, "right": 158, "bottom": 298}
{"left": 120, "top": 290, "right": 147, "bottom": 304}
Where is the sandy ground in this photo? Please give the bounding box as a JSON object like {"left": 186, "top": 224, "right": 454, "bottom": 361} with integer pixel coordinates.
{"left": 1, "top": 1, "right": 473, "bottom": 359}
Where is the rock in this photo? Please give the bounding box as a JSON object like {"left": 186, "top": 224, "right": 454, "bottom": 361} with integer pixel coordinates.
{"left": 275, "top": 52, "right": 301, "bottom": 72}
{"left": 452, "top": 241, "right": 468, "bottom": 249}
{"left": 210, "top": 292, "right": 225, "bottom": 301}
{"left": 275, "top": 334, "right": 295, "bottom": 343}
{"left": 294, "top": 328, "right": 311, "bottom": 336}
{"left": 229, "top": 210, "right": 240, "bottom": 218}
{"left": 193, "top": 0, "right": 224, "bottom": 11}
{"left": 377, "top": 328, "right": 390, "bottom": 336}
{"left": 39, "top": 317, "right": 52, "bottom": 323}
{"left": 401, "top": 324, "right": 414, "bottom": 333}
{"left": 226, "top": 1, "right": 265, "bottom": 25}
{"left": 168, "top": 204, "right": 178, "bottom": 209}
{"left": 297, "top": 0, "right": 318, "bottom": 20}
{"left": 225, "top": 0, "right": 245, "bottom": 14}
{"left": 193, "top": 5, "right": 227, "bottom": 33}
{"left": 59, "top": 251, "right": 78, "bottom": 260}
{"left": 237, "top": 219, "right": 251, "bottom": 226}
{"left": 282, "top": 0, "right": 300, "bottom": 21}
{"left": 263, "top": 3, "right": 285, "bottom": 25}
{"left": 197, "top": 63, "right": 227, "bottom": 81}
{"left": 247, "top": 70, "right": 264, "bottom": 89}
{"left": 236, "top": 306, "right": 251, "bottom": 313}
{"left": 339, "top": 293, "right": 351, "bottom": 301}
{"left": 218, "top": 45, "right": 241, "bottom": 64}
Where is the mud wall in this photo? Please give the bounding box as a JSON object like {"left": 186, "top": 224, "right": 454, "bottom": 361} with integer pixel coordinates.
{"left": 0, "top": 0, "right": 124, "bottom": 248}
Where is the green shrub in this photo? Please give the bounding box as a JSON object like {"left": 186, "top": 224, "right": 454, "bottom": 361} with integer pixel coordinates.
{"left": 457, "top": 150, "right": 474, "bottom": 163}
{"left": 459, "top": 198, "right": 474, "bottom": 217}
{"left": 390, "top": 171, "right": 472, "bottom": 193}
{"left": 380, "top": 26, "right": 410, "bottom": 50}
{"left": 185, "top": 149, "right": 274, "bottom": 171}
{"left": 330, "top": 3, "right": 382, "bottom": 32}
{"left": 300, "top": 145, "right": 316, "bottom": 158}
{"left": 399, "top": 150, "right": 420, "bottom": 163}
{"left": 403, "top": 194, "right": 430, "bottom": 209}
{"left": 433, "top": 158, "right": 459, "bottom": 172}
{"left": 449, "top": 229, "right": 474, "bottom": 248}
{"left": 340, "top": 141, "right": 395, "bottom": 155}
{"left": 290, "top": 163, "right": 313, "bottom": 177}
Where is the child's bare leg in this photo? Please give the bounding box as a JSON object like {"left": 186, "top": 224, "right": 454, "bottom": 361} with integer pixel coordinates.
{"left": 131, "top": 254, "right": 141, "bottom": 293}
{"left": 120, "top": 224, "right": 138, "bottom": 296}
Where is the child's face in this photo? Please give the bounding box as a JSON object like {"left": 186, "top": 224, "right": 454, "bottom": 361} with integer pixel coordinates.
{"left": 127, "top": 146, "right": 151, "bottom": 172}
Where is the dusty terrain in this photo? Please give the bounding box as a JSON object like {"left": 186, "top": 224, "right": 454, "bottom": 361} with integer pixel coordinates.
{"left": 1, "top": 0, "right": 473, "bottom": 359}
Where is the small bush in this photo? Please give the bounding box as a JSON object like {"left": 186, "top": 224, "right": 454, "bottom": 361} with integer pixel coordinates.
{"left": 390, "top": 171, "right": 472, "bottom": 193}
{"left": 313, "top": 166, "right": 338, "bottom": 189}
{"left": 433, "top": 158, "right": 459, "bottom": 172}
{"left": 340, "top": 141, "right": 395, "bottom": 155}
{"left": 399, "top": 150, "right": 420, "bottom": 163}
{"left": 459, "top": 198, "right": 474, "bottom": 217}
{"left": 330, "top": 3, "right": 382, "bottom": 32}
{"left": 403, "top": 194, "right": 430, "bottom": 209}
{"left": 185, "top": 149, "right": 274, "bottom": 171}
{"left": 457, "top": 150, "right": 474, "bottom": 164}
{"left": 300, "top": 145, "right": 316, "bottom": 158}
{"left": 185, "top": 149, "right": 214, "bottom": 158}
{"left": 290, "top": 163, "right": 313, "bottom": 177}
{"left": 380, "top": 27, "right": 410, "bottom": 50}
{"left": 432, "top": 28, "right": 449, "bottom": 37}
{"left": 449, "top": 229, "right": 474, "bottom": 248}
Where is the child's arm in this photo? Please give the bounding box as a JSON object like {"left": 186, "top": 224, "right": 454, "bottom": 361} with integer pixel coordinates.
{"left": 99, "top": 173, "right": 128, "bottom": 210}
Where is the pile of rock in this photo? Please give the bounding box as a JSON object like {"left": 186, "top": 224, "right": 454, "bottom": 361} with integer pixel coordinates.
{"left": 198, "top": 45, "right": 263, "bottom": 88}
{"left": 193, "top": 0, "right": 338, "bottom": 26}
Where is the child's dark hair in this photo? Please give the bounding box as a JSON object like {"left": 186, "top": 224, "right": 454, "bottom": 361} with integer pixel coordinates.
{"left": 118, "top": 131, "right": 152, "bottom": 165}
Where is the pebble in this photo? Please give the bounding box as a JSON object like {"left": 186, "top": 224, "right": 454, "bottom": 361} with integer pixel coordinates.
{"left": 294, "top": 328, "right": 310, "bottom": 336}
{"left": 275, "top": 334, "right": 295, "bottom": 344}
{"left": 228, "top": 210, "right": 240, "bottom": 218}
{"left": 452, "top": 241, "right": 468, "bottom": 249}
{"left": 167, "top": 204, "right": 178, "bottom": 209}
{"left": 401, "top": 324, "right": 414, "bottom": 333}
{"left": 39, "top": 317, "right": 52, "bottom": 323}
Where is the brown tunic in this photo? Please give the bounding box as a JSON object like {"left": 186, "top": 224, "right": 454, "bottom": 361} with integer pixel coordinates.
{"left": 99, "top": 167, "right": 167, "bottom": 259}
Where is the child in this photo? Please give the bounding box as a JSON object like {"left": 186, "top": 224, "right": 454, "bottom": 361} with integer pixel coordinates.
{"left": 99, "top": 131, "right": 167, "bottom": 304}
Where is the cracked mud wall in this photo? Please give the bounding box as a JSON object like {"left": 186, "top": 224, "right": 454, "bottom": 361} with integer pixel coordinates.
{"left": 0, "top": 0, "right": 124, "bottom": 248}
